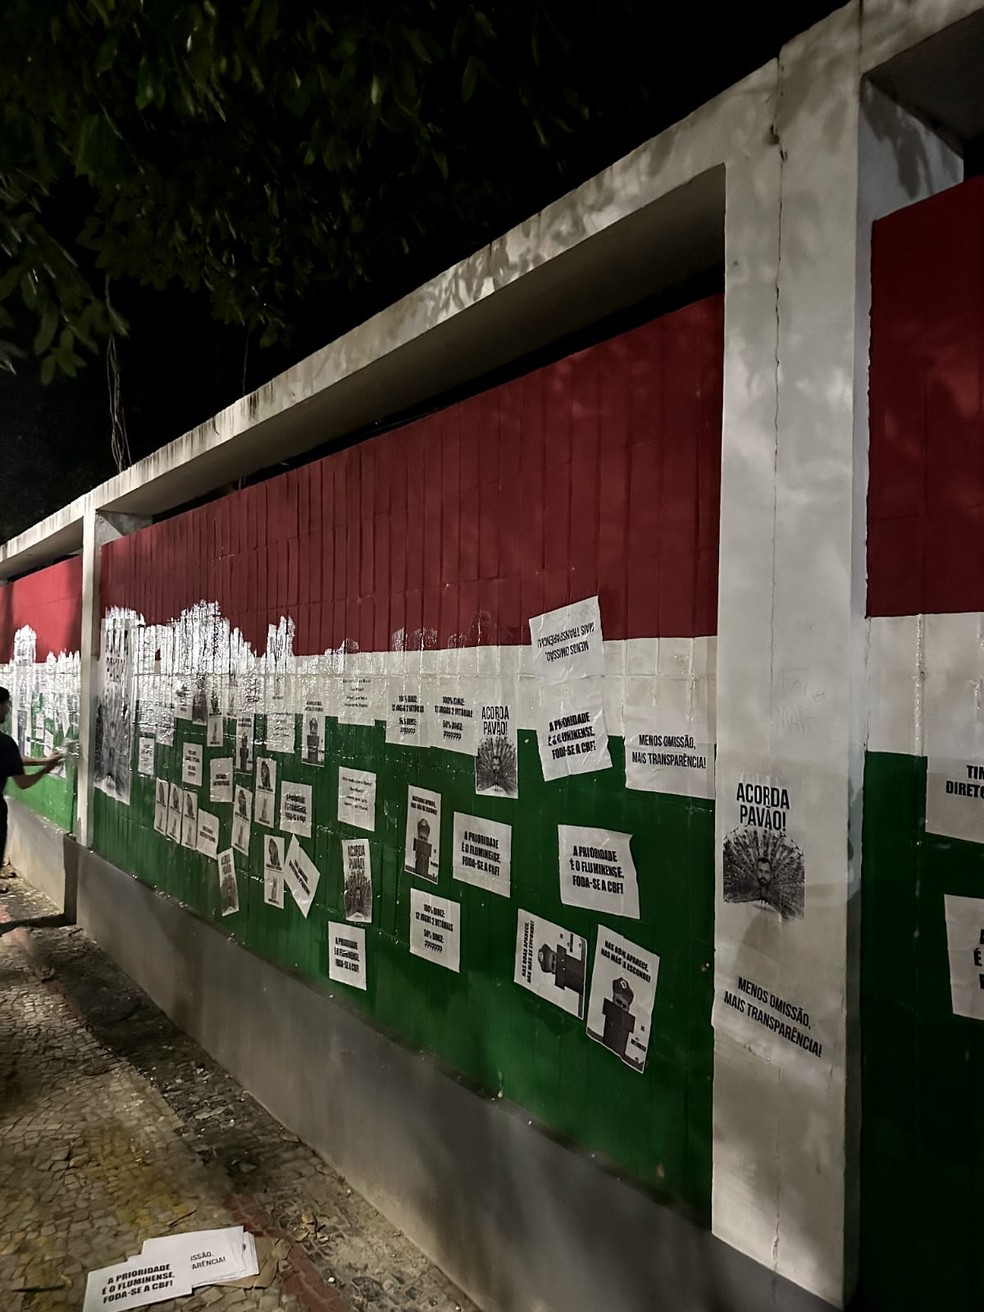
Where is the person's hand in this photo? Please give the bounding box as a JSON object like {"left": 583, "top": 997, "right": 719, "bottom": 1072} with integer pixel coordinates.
{"left": 47, "top": 751, "right": 65, "bottom": 769}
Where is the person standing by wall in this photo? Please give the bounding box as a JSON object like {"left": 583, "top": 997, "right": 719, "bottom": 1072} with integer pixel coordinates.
{"left": 0, "top": 685, "right": 63, "bottom": 870}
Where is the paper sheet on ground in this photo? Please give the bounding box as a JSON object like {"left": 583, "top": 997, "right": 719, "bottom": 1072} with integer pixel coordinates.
{"left": 140, "top": 1225, "right": 259, "bottom": 1287}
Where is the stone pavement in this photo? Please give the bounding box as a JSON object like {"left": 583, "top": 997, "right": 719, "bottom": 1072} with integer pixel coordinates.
{"left": 0, "top": 869, "right": 476, "bottom": 1312}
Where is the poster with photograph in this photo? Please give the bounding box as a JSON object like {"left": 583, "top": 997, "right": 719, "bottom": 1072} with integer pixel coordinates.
{"left": 586, "top": 927, "right": 659, "bottom": 1073}
{"left": 167, "top": 784, "right": 183, "bottom": 842}
{"left": 452, "top": 812, "right": 511, "bottom": 897}
{"left": 206, "top": 714, "right": 224, "bottom": 749}
{"left": 328, "top": 922, "right": 367, "bottom": 991}
{"left": 191, "top": 676, "right": 208, "bottom": 725}
{"left": 181, "top": 788, "right": 199, "bottom": 850}
{"left": 263, "top": 835, "right": 285, "bottom": 908}
{"left": 235, "top": 715, "right": 254, "bottom": 775}
{"left": 209, "top": 757, "right": 234, "bottom": 805}
{"left": 279, "top": 779, "right": 313, "bottom": 838}
{"left": 284, "top": 836, "right": 321, "bottom": 918}
{"left": 301, "top": 701, "right": 326, "bottom": 766}
{"left": 255, "top": 758, "right": 276, "bottom": 827}
{"left": 137, "top": 736, "right": 155, "bottom": 777}
{"left": 514, "top": 910, "right": 588, "bottom": 1018}
{"left": 337, "top": 767, "right": 376, "bottom": 831}
{"left": 722, "top": 776, "right": 805, "bottom": 921}
{"left": 536, "top": 681, "right": 611, "bottom": 781}
{"left": 623, "top": 705, "right": 714, "bottom": 799}
{"left": 182, "top": 742, "right": 203, "bottom": 788}
{"left": 342, "top": 838, "right": 373, "bottom": 922}
{"left": 196, "top": 809, "right": 220, "bottom": 860}
{"left": 529, "top": 595, "right": 604, "bottom": 683}
{"left": 558, "top": 825, "right": 639, "bottom": 920}
{"left": 404, "top": 786, "right": 441, "bottom": 883}
{"left": 475, "top": 702, "right": 519, "bottom": 799}
{"left": 409, "top": 888, "right": 460, "bottom": 972}
{"left": 217, "top": 849, "right": 239, "bottom": 916}
{"left": 93, "top": 611, "right": 136, "bottom": 804}
{"left": 232, "top": 784, "right": 252, "bottom": 855}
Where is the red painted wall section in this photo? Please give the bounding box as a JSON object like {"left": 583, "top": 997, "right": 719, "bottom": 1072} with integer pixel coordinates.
{"left": 0, "top": 557, "right": 83, "bottom": 661}
{"left": 868, "top": 176, "right": 984, "bottom": 618}
{"left": 102, "top": 295, "right": 724, "bottom": 652}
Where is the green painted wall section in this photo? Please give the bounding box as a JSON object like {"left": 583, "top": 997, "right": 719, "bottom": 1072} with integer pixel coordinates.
{"left": 94, "top": 711, "right": 715, "bottom": 1219}
{"left": 861, "top": 751, "right": 984, "bottom": 1310}
{"left": 10, "top": 703, "right": 77, "bottom": 833}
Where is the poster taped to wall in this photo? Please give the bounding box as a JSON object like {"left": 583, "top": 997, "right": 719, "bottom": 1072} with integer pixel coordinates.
{"left": 167, "top": 784, "right": 183, "bottom": 842}
{"left": 337, "top": 767, "right": 376, "bottom": 831}
{"left": 209, "top": 757, "right": 233, "bottom": 804}
{"left": 529, "top": 595, "right": 605, "bottom": 682}
{"left": 255, "top": 758, "right": 276, "bottom": 827}
{"left": 944, "top": 894, "right": 984, "bottom": 1020}
{"left": 266, "top": 711, "right": 295, "bottom": 755}
{"left": 207, "top": 715, "right": 224, "bottom": 748}
{"left": 386, "top": 690, "right": 426, "bottom": 747}
{"left": 181, "top": 789, "right": 199, "bottom": 850}
{"left": 196, "top": 810, "right": 220, "bottom": 860}
{"left": 231, "top": 785, "right": 252, "bottom": 855}
{"left": 235, "top": 715, "right": 254, "bottom": 775}
{"left": 536, "top": 681, "right": 611, "bottom": 781}
{"left": 93, "top": 610, "right": 136, "bottom": 805}
{"left": 558, "top": 824, "right": 639, "bottom": 920}
{"left": 429, "top": 689, "right": 476, "bottom": 755}
{"left": 409, "top": 888, "right": 460, "bottom": 972}
{"left": 926, "top": 758, "right": 984, "bottom": 844}
{"left": 137, "top": 736, "right": 155, "bottom": 777}
{"left": 475, "top": 702, "right": 519, "bottom": 799}
{"left": 284, "top": 836, "right": 320, "bottom": 917}
{"left": 342, "top": 838, "right": 373, "bottom": 922}
{"left": 182, "top": 742, "right": 203, "bottom": 788}
{"left": 586, "top": 927, "right": 659, "bottom": 1073}
{"left": 722, "top": 775, "right": 804, "bottom": 920}
{"left": 263, "top": 836, "right": 285, "bottom": 908}
{"left": 328, "top": 922, "right": 367, "bottom": 990}
{"left": 301, "top": 700, "right": 326, "bottom": 766}
{"left": 514, "top": 910, "right": 587, "bottom": 1018}
{"left": 622, "top": 705, "right": 714, "bottom": 799}
{"left": 279, "top": 780, "right": 313, "bottom": 838}
{"left": 405, "top": 786, "right": 441, "bottom": 882}
{"left": 338, "top": 675, "right": 374, "bottom": 726}
{"left": 452, "top": 812, "right": 512, "bottom": 897}
{"left": 218, "top": 849, "right": 239, "bottom": 915}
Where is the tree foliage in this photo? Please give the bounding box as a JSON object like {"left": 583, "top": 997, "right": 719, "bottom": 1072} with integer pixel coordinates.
{"left": 0, "top": 0, "right": 610, "bottom": 380}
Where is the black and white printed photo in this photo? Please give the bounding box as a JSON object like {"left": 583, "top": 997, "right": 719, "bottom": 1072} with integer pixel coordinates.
{"left": 264, "top": 836, "right": 285, "bottom": 907}
{"left": 255, "top": 757, "right": 276, "bottom": 827}
{"left": 342, "top": 838, "right": 373, "bottom": 923}
{"left": 218, "top": 849, "right": 239, "bottom": 916}
{"left": 236, "top": 714, "right": 254, "bottom": 774}
{"left": 722, "top": 826, "right": 805, "bottom": 920}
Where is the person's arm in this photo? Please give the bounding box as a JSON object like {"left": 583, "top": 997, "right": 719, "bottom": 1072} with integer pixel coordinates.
{"left": 21, "top": 753, "right": 63, "bottom": 768}
{"left": 12, "top": 754, "right": 63, "bottom": 790}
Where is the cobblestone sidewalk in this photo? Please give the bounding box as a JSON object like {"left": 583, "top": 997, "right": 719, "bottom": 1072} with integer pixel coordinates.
{"left": 0, "top": 870, "right": 475, "bottom": 1312}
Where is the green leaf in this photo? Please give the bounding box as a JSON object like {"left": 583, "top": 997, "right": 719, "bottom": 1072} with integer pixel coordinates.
{"left": 33, "top": 307, "right": 58, "bottom": 355}
{"left": 0, "top": 266, "right": 21, "bottom": 302}
{"left": 461, "top": 56, "right": 479, "bottom": 103}
{"left": 40, "top": 353, "right": 56, "bottom": 385}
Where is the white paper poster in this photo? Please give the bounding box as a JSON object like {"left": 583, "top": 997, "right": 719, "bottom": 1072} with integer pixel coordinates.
{"left": 586, "top": 927, "right": 659, "bottom": 1073}
{"left": 167, "top": 784, "right": 183, "bottom": 842}
{"left": 558, "top": 824, "right": 639, "bottom": 919}
{"left": 537, "top": 681, "right": 611, "bottom": 781}
{"left": 405, "top": 785, "right": 441, "bottom": 882}
{"left": 140, "top": 1225, "right": 257, "bottom": 1288}
{"left": 452, "top": 812, "right": 512, "bottom": 897}
{"left": 93, "top": 611, "right": 136, "bottom": 805}
{"left": 514, "top": 910, "right": 587, "bottom": 1017}
{"left": 255, "top": 758, "right": 277, "bottom": 827}
{"left": 263, "top": 835, "right": 285, "bottom": 907}
{"left": 944, "top": 894, "right": 984, "bottom": 1020}
{"left": 328, "top": 921, "right": 368, "bottom": 990}
{"left": 279, "top": 779, "right": 313, "bottom": 838}
{"left": 410, "top": 887, "right": 460, "bottom": 972}
{"left": 209, "top": 756, "right": 233, "bottom": 804}
{"left": 337, "top": 766, "right": 376, "bottom": 831}
{"left": 206, "top": 714, "right": 224, "bottom": 748}
{"left": 386, "top": 690, "right": 426, "bottom": 747}
{"left": 284, "top": 836, "right": 321, "bottom": 918}
{"left": 232, "top": 784, "right": 252, "bottom": 851}
{"left": 338, "top": 675, "right": 375, "bottom": 726}
{"left": 83, "top": 1254, "right": 193, "bottom": 1312}
{"left": 623, "top": 705, "right": 714, "bottom": 799}
{"left": 475, "top": 701, "right": 519, "bottom": 798}
{"left": 235, "top": 715, "right": 254, "bottom": 774}
{"left": 267, "top": 710, "right": 295, "bottom": 754}
{"left": 429, "top": 690, "right": 476, "bottom": 755}
{"left": 196, "top": 810, "right": 220, "bottom": 860}
{"left": 926, "top": 759, "right": 984, "bottom": 844}
{"left": 301, "top": 701, "right": 326, "bottom": 766}
{"left": 137, "top": 736, "right": 155, "bottom": 777}
{"left": 722, "top": 776, "right": 805, "bottom": 921}
{"left": 529, "top": 595, "right": 604, "bottom": 682}
{"left": 217, "top": 849, "right": 239, "bottom": 915}
{"left": 342, "top": 837, "right": 373, "bottom": 922}
{"left": 181, "top": 789, "right": 199, "bottom": 850}
{"left": 182, "top": 741, "right": 203, "bottom": 787}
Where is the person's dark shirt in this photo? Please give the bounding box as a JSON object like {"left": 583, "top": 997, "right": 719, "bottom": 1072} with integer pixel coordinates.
{"left": 0, "top": 731, "right": 25, "bottom": 811}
